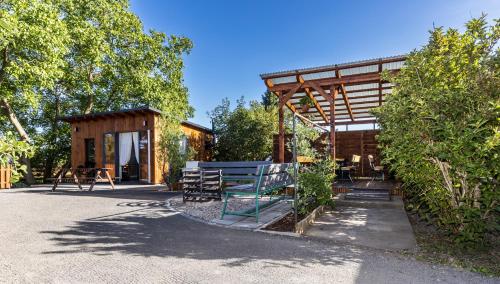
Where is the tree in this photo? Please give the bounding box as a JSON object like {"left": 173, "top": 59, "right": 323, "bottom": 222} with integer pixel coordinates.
{"left": 0, "top": 0, "right": 194, "bottom": 183}
{"left": 0, "top": 132, "right": 33, "bottom": 183}
{"left": 0, "top": 0, "right": 69, "bottom": 183}
{"left": 374, "top": 16, "right": 499, "bottom": 244}
{"left": 209, "top": 96, "right": 278, "bottom": 161}
{"left": 35, "top": 0, "right": 193, "bottom": 181}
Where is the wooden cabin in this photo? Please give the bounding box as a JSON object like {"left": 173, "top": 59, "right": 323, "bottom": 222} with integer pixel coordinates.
{"left": 61, "top": 107, "right": 213, "bottom": 184}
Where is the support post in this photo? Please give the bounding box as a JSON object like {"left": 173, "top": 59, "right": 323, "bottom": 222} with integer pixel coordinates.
{"left": 278, "top": 94, "right": 285, "bottom": 163}
{"left": 330, "top": 87, "right": 338, "bottom": 160}
{"left": 292, "top": 113, "right": 298, "bottom": 228}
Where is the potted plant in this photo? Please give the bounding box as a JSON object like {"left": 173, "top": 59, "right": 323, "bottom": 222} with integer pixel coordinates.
{"left": 299, "top": 96, "right": 314, "bottom": 113}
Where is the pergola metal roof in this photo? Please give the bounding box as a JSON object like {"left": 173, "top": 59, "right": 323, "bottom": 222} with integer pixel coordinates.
{"left": 260, "top": 55, "right": 406, "bottom": 126}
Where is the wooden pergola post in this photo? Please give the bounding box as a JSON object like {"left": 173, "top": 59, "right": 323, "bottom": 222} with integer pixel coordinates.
{"left": 278, "top": 96, "right": 285, "bottom": 163}
{"left": 330, "top": 87, "right": 338, "bottom": 160}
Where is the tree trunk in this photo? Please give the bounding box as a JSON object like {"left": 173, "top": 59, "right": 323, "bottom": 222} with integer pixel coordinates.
{"left": 0, "top": 98, "right": 35, "bottom": 185}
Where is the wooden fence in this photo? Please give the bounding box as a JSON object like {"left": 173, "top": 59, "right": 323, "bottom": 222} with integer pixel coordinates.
{"left": 273, "top": 130, "right": 383, "bottom": 176}
{"left": 0, "top": 166, "right": 12, "bottom": 189}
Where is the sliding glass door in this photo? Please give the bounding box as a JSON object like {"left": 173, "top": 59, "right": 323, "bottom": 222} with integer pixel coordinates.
{"left": 104, "top": 131, "right": 150, "bottom": 183}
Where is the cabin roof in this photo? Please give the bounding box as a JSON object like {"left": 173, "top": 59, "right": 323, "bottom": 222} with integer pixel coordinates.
{"left": 60, "top": 106, "right": 212, "bottom": 133}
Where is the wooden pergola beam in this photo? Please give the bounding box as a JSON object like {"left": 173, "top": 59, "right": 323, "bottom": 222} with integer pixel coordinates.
{"left": 330, "top": 87, "right": 337, "bottom": 159}
{"left": 268, "top": 72, "right": 381, "bottom": 92}
{"left": 265, "top": 79, "right": 274, "bottom": 88}
{"left": 304, "top": 87, "right": 329, "bottom": 123}
{"left": 307, "top": 80, "right": 334, "bottom": 104}
{"left": 320, "top": 119, "right": 377, "bottom": 126}
{"left": 278, "top": 83, "right": 302, "bottom": 108}
{"left": 336, "top": 70, "right": 354, "bottom": 121}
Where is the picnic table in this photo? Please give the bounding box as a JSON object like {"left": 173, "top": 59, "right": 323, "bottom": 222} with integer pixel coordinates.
{"left": 51, "top": 167, "right": 115, "bottom": 191}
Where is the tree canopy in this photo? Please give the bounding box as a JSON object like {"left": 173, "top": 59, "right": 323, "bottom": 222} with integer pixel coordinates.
{"left": 0, "top": 0, "right": 193, "bottom": 183}
{"left": 374, "top": 16, "right": 499, "bottom": 244}
{"left": 209, "top": 97, "right": 278, "bottom": 161}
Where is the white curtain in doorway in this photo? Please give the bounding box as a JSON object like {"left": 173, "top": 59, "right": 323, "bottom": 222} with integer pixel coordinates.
{"left": 119, "top": 132, "right": 132, "bottom": 166}
{"left": 132, "top": 132, "right": 139, "bottom": 162}
{"left": 119, "top": 132, "right": 140, "bottom": 166}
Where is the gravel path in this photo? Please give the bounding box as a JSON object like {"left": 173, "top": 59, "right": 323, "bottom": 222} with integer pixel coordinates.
{"left": 0, "top": 186, "right": 497, "bottom": 284}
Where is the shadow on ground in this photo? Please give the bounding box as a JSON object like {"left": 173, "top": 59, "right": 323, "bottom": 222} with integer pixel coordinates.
{"left": 39, "top": 198, "right": 362, "bottom": 269}
{"left": 6, "top": 185, "right": 175, "bottom": 201}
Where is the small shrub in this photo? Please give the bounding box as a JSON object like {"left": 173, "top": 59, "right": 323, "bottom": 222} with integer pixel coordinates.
{"left": 296, "top": 157, "right": 336, "bottom": 215}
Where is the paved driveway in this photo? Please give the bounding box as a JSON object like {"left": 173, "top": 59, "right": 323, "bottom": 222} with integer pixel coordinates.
{"left": 0, "top": 186, "right": 496, "bottom": 283}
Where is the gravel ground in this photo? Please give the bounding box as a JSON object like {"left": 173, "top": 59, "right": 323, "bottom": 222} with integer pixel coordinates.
{"left": 0, "top": 185, "right": 497, "bottom": 284}
{"left": 169, "top": 195, "right": 273, "bottom": 222}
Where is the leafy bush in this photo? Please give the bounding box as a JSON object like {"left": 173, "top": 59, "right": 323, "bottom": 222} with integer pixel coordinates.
{"left": 296, "top": 157, "right": 336, "bottom": 215}
{"left": 209, "top": 97, "right": 277, "bottom": 161}
{"left": 374, "top": 16, "right": 499, "bottom": 245}
{"left": 0, "top": 132, "right": 33, "bottom": 183}
{"left": 158, "top": 120, "right": 197, "bottom": 186}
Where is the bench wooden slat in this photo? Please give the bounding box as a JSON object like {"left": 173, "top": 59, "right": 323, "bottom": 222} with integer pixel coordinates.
{"left": 260, "top": 163, "right": 291, "bottom": 175}
{"left": 198, "top": 161, "right": 272, "bottom": 168}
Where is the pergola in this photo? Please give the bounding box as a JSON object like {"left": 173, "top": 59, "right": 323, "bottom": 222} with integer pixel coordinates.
{"left": 260, "top": 55, "right": 406, "bottom": 162}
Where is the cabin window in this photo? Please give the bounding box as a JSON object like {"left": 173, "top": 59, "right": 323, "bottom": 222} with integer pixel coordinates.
{"left": 84, "top": 138, "right": 95, "bottom": 167}
{"left": 179, "top": 136, "right": 188, "bottom": 155}
{"left": 104, "top": 134, "right": 115, "bottom": 165}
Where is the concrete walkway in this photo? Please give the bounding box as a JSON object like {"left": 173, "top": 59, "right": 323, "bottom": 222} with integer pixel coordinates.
{"left": 305, "top": 196, "right": 417, "bottom": 251}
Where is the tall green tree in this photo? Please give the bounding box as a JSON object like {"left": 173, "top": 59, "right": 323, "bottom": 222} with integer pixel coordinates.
{"left": 0, "top": 0, "right": 194, "bottom": 183}
{"left": 33, "top": 0, "right": 193, "bottom": 181}
{"left": 209, "top": 96, "right": 278, "bottom": 161}
{"left": 0, "top": 0, "right": 69, "bottom": 183}
{"left": 374, "top": 16, "right": 499, "bottom": 244}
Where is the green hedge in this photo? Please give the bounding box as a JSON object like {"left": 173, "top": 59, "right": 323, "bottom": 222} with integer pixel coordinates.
{"left": 374, "top": 16, "right": 499, "bottom": 245}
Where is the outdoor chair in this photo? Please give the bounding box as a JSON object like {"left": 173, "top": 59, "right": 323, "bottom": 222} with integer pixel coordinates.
{"left": 368, "top": 154, "right": 384, "bottom": 181}
{"left": 340, "top": 154, "right": 361, "bottom": 182}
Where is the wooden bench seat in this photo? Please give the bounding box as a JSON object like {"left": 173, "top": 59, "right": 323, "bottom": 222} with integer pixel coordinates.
{"left": 198, "top": 161, "right": 272, "bottom": 182}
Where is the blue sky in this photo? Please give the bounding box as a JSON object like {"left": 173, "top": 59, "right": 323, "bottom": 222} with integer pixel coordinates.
{"left": 130, "top": 0, "right": 500, "bottom": 127}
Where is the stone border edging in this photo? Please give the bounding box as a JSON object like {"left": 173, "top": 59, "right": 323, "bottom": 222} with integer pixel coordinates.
{"left": 295, "top": 205, "right": 329, "bottom": 234}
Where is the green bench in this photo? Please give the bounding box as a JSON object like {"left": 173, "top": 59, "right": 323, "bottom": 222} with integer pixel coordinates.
{"left": 221, "top": 163, "right": 293, "bottom": 222}
{"left": 198, "top": 161, "right": 272, "bottom": 183}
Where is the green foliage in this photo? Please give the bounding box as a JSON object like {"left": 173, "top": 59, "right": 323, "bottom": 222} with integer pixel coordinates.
{"left": 261, "top": 90, "right": 278, "bottom": 110}
{"left": 285, "top": 115, "right": 335, "bottom": 215}
{"left": 374, "top": 16, "right": 500, "bottom": 245}
{"left": 0, "top": 0, "right": 69, "bottom": 109}
{"left": 158, "top": 120, "right": 196, "bottom": 186}
{"left": 298, "top": 96, "right": 314, "bottom": 107}
{"left": 296, "top": 157, "right": 335, "bottom": 215}
{"left": 0, "top": 133, "right": 33, "bottom": 182}
{"left": 286, "top": 118, "right": 322, "bottom": 159}
{"left": 0, "top": 0, "right": 193, "bottom": 181}
{"left": 209, "top": 96, "right": 277, "bottom": 161}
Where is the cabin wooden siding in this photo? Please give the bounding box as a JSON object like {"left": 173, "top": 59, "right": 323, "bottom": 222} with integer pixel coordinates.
{"left": 68, "top": 112, "right": 212, "bottom": 184}
{"left": 181, "top": 124, "right": 212, "bottom": 161}
{"left": 70, "top": 113, "right": 158, "bottom": 181}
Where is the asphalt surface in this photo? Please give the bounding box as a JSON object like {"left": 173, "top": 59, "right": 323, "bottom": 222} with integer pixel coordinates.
{"left": 0, "top": 186, "right": 497, "bottom": 283}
